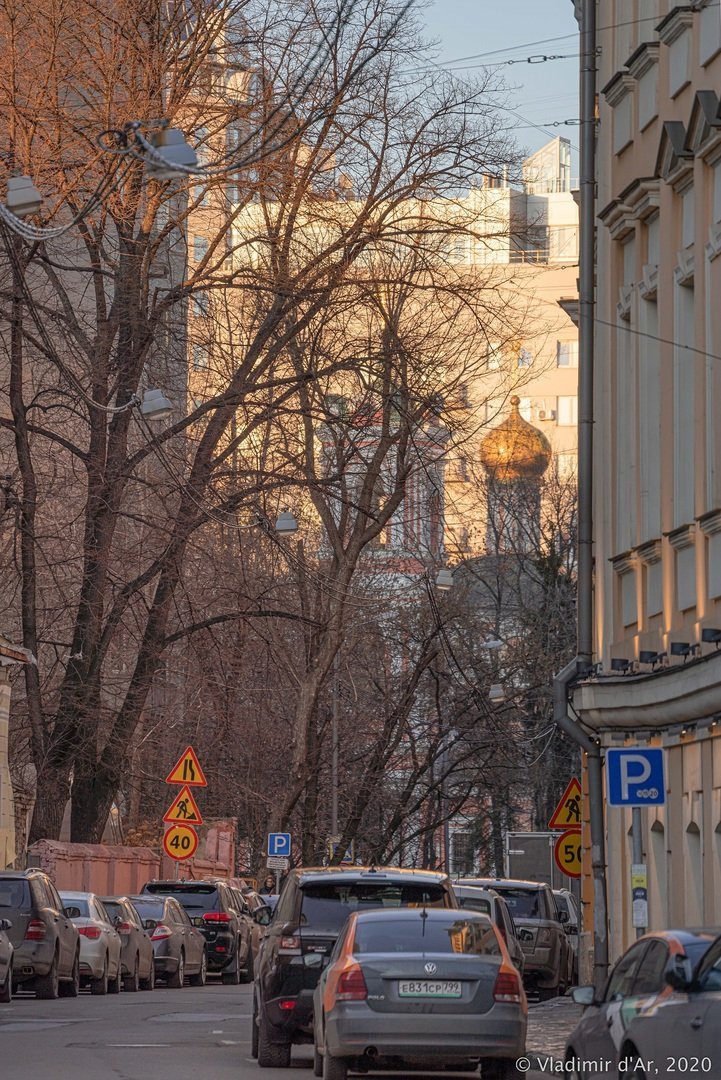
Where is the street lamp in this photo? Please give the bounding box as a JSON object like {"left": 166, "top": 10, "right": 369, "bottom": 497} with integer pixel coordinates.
{"left": 139, "top": 388, "right": 173, "bottom": 420}
{"left": 435, "top": 568, "right": 454, "bottom": 591}
{"left": 274, "top": 510, "right": 299, "bottom": 535}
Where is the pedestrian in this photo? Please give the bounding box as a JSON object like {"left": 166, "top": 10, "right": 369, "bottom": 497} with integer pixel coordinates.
{"left": 259, "top": 874, "right": 275, "bottom": 895}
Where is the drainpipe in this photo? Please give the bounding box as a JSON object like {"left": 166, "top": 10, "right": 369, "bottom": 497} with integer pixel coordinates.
{"left": 552, "top": 0, "right": 609, "bottom": 991}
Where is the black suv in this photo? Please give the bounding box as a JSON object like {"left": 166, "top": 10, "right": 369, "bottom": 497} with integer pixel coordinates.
{"left": 142, "top": 879, "right": 255, "bottom": 982}
{"left": 0, "top": 869, "right": 80, "bottom": 998}
{"left": 253, "top": 866, "right": 457, "bottom": 1068}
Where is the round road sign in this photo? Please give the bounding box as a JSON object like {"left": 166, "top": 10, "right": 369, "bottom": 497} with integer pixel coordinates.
{"left": 554, "top": 829, "right": 582, "bottom": 879}
{"left": 163, "top": 823, "right": 199, "bottom": 862}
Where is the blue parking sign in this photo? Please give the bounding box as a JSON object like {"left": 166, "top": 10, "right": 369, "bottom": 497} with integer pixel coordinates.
{"left": 268, "top": 832, "right": 291, "bottom": 857}
{"left": 606, "top": 748, "right": 665, "bottom": 806}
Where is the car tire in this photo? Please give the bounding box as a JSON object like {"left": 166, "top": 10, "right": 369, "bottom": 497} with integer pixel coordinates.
{"left": 322, "top": 1049, "right": 348, "bottom": 1080}
{"left": 240, "top": 946, "right": 254, "bottom": 984}
{"left": 251, "top": 997, "right": 259, "bottom": 1059}
{"left": 36, "top": 952, "right": 60, "bottom": 1000}
{"left": 221, "top": 953, "right": 241, "bottom": 985}
{"left": 189, "top": 950, "right": 207, "bottom": 988}
{"left": 537, "top": 983, "right": 559, "bottom": 1001}
{"left": 107, "top": 957, "right": 122, "bottom": 994}
{"left": 167, "top": 951, "right": 185, "bottom": 989}
{"left": 619, "top": 1049, "right": 646, "bottom": 1080}
{"left": 257, "top": 1014, "right": 291, "bottom": 1068}
{"left": 0, "top": 960, "right": 12, "bottom": 1003}
{"left": 59, "top": 951, "right": 80, "bottom": 998}
{"left": 123, "top": 954, "right": 140, "bottom": 993}
{"left": 140, "top": 958, "right": 155, "bottom": 991}
{"left": 90, "top": 955, "right": 109, "bottom": 996}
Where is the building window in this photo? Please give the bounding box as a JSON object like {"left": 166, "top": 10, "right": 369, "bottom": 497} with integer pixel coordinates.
{"left": 486, "top": 342, "right": 502, "bottom": 369}
{"left": 518, "top": 398, "right": 533, "bottom": 421}
{"left": 518, "top": 347, "right": 533, "bottom": 368}
{"left": 556, "top": 451, "right": 577, "bottom": 479}
{"left": 192, "top": 344, "right": 208, "bottom": 370}
{"left": 193, "top": 236, "right": 209, "bottom": 263}
{"left": 450, "top": 831, "right": 475, "bottom": 877}
{"left": 557, "top": 396, "right": 578, "bottom": 426}
{"left": 192, "top": 293, "right": 209, "bottom": 317}
{"left": 557, "top": 340, "right": 579, "bottom": 368}
{"left": 700, "top": 0, "right": 721, "bottom": 66}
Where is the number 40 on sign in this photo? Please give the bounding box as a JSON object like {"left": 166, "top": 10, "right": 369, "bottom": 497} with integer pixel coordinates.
{"left": 163, "top": 823, "right": 198, "bottom": 861}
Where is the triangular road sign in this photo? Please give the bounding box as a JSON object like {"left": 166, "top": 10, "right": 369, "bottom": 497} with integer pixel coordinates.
{"left": 166, "top": 745, "right": 207, "bottom": 787}
{"left": 163, "top": 785, "right": 204, "bottom": 825}
{"left": 548, "top": 777, "right": 582, "bottom": 830}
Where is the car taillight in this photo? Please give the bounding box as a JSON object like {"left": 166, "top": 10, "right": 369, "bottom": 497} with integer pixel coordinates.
{"left": 336, "top": 965, "right": 367, "bottom": 1002}
{"left": 278, "top": 999, "right": 296, "bottom": 1011}
{"left": 25, "top": 919, "right": 47, "bottom": 941}
{"left": 202, "top": 912, "right": 232, "bottom": 923}
{"left": 116, "top": 921, "right": 133, "bottom": 934}
{"left": 494, "top": 969, "right": 522, "bottom": 1004}
{"left": 151, "top": 923, "right": 172, "bottom": 941}
{"left": 78, "top": 926, "right": 102, "bottom": 940}
{"left": 279, "top": 935, "right": 301, "bottom": 954}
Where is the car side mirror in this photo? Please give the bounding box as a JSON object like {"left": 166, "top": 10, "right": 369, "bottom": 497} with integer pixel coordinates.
{"left": 254, "top": 907, "right": 272, "bottom": 926}
{"left": 0, "top": 918, "right": 12, "bottom": 931}
{"left": 559, "top": 910, "right": 569, "bottom": 924}
{"left": 571, "top": 985, "right": 596, "bottom": 1007}
{"left": 64, "top": 906, "right": 82, "bottom": 919}
{"left": 665, "top": 954, "right": 693, "bottom": 991}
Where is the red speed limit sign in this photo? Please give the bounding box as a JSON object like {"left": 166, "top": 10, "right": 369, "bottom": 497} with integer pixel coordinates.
{"left": 554, "top": 829, "right": 582, "bottom": 879}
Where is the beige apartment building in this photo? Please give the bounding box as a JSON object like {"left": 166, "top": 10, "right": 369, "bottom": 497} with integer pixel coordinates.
{"left": 571, "top": 0, "right": 721, "bottom": 960}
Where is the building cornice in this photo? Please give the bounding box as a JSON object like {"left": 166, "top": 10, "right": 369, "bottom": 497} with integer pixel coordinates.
{"left": 656, "top": 121, "right": 694, "bottom": 186}
{"left": 627, "top": 42, "right": 661, "bottom": 80}
{"left": 685, "top": 90, "right": 721, "bottom": 158}
{"left": 601, "top": 71, "right": 635, "bottom": 107}
{"left": 656, "top": 5, "right": 695, "bottom": 45}
{"left": 639, "top": 263, "right": 659, "bottom": 300}
{"left": 665, "top": 522, "right": 695, "bottom": 550}
{"left": 698, "top": 508, "right": 721, "bottom": 535}
{"left": 598, "top": 198, "right": 636, "bottom": 240}
{"left": 611, "top": 550, "right": 637, "bottom": 574}
{"left": 620, "top": 177, "right": 661, "bottom": 221}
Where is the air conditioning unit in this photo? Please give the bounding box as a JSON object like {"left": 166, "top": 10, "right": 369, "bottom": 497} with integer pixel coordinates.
{"left": 538, "top": 409, "right": 556, "bottom": 421}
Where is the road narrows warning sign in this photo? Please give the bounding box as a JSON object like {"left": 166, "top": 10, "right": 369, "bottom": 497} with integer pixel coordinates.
{"left": 165, "top": 746, "right": 207, "bottom": 787}
{"left": 163, "top": 785, "right": 204, "bottom": 825}
{"left": 548, "top": 777, "right": 582, "bottom": 831}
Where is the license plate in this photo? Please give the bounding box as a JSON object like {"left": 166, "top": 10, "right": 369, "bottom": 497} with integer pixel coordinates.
{"left": 398, "top": 980, "right": 461, "bottom": 998}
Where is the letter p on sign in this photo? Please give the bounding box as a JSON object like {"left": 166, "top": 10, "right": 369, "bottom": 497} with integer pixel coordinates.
{"left": 606, "top": 748, "right": 666, "bottom": 807}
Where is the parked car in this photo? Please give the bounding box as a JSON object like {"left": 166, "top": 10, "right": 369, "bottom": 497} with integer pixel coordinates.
{"left": 243, "top": 889, "right": 274, "bottom": 968}
{"left": 0, "top": 917, "right": 13, "bottom": 1002}
{"left": 141, "top": 878, "right": 253, "bottom": 982}
{"left": 458, "top": 878, "right": 571, "bottom": 998}
{"left": 101, "top": 896, "right": 155, "bottom": 991}
{"left": 253, "top": 865, "right": 458, "bottom": 1069}
{"left": 60, "top": 891, "right": 122, "bottom": 995}
{"left": 565, "top": 928, "right": 718, "bottom": 1077}
{"left": 0, "top": 870, "right": 80, "bottom": 998}
{"left": 553, "top": 888, "right": 580, "bottom": 983}
{"left": 129, "top": 894, "right": 207, "bottom": 987}
{"left": 454, "top": 883, "right": 525, "bottom": 976}
{"left": 313, "top": 908, "right": 527, "bottom": 1080}
{"left": 615, "top": 929, "right": 721, "bottom": 1076}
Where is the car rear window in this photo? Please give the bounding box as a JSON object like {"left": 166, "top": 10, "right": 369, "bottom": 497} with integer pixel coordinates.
{"left": 458, "top": 896, "right": 492, "bottom": 915}
{"left": 491, "top": 887, "right": 542, "bottom": 919}
{"left": 554, "top": 894, "right": 569, "bottom": 915}
{"left": 61, "top": 897, "right": 91, "bottom": 917}
{"left": 131, "top": 899, "right": 164, "bottom": 919}
{"left": 354, "top": 916, "right": 500, "bottom": 957}
{"left": 0, "top": 880, "right": 29, "bottom": 907}
{"left": 102, "top": 900, "right": 122, "bottom": 919}
{"left": 299, "top": 882, "right": 447, "bottom": 932}
{"left": 144, "top": 884, "right": 219, "bottom": 915}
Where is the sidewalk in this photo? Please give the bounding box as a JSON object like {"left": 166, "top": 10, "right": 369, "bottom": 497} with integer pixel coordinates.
{"left": 526, "top": 994, "right": 583, "bottom": 1065}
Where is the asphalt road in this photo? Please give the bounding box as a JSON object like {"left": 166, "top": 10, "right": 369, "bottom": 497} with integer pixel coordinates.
{"left": 0, "top": 981, "right": 548, "bottom": 1080}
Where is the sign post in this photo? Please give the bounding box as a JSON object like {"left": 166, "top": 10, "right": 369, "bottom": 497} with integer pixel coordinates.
{"left": 164, "top": 746, "right": 207, "bottom": 876}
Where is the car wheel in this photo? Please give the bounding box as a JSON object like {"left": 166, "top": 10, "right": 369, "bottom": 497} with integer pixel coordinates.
{"left": 619, "top": 1049, "right": 646, "bottom": 1080}
{"left": 140, "top": 957, "right": 155, "bottom": 991}
{"left": 107, "top": 956, "right": 122, "bottom": 994}
{"left": 90, "top": 955, "right": 109, "bottom": 996}
{"left": 221, "top": 953, "right": 241, "bottom": 985}
{"left": 0, "top": 960, "right": 12, "bottom": 1003}
{"left": 59, "top": 951, "right": 80, "bottom": 998}
{"left": 257, "top": 1014, "right": 291, "bottom": 1068}
{"left": 251, "top": 997, "right": 259, "bottom": 1059}
{"left": 322, "top": 1049, "right": 348, "bottom": 1080}
{"left": 167, "top": 951, "right": 185, "bottom": 989}
{"left": 36, "top": 952, "right": 60, "bottom": 1000}
{"left": 240, "top": 946, "right": 254, "bottom": 984}
{"left": 189, "top": 949, "right": 207, "bottom": 988}
{"left": 123, "top": 954, "right": 140, "bottom": 993}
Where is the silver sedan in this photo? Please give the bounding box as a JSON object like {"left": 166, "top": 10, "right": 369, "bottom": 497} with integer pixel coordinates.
{"left": 59, "top": 891, "right": 122, "bottom": 995}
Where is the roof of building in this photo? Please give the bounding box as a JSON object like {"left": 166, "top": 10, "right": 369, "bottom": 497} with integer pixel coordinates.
{"left": 479, "top": 396, "right": 552, "bottom": 481}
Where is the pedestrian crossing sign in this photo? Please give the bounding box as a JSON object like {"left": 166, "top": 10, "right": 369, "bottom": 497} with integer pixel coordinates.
{"left": 163, "top": 785, "right": 204, "bottom": 825}
{"left": 548, "top": 777, "right": 582, "bottom": 831}
{"left": 165, "top": 745, "right": 207, "bottom": 787}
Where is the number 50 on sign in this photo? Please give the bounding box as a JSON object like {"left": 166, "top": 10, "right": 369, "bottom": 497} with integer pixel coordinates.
{"left": 554, "top": 829, "right": 582, "bottom": 879}
{"left": 163, "top": 823, "right": 198, "bottom": 862}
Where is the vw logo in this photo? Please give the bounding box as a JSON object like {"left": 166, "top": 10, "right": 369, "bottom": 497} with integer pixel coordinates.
{"left": 424, "top": 961, "right": 437, "bottom": 975}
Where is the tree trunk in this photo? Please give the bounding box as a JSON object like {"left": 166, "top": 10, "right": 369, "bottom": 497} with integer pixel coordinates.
{"left": 70, "top": 756, "right": 120, "bottom": 843}
{"left": 28, "top": 766, "right": 72, "bottom": 844}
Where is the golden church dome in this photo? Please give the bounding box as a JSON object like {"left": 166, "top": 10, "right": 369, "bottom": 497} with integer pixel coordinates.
{"left": 479, "top": 396, "right": 552, "bottom": 481}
